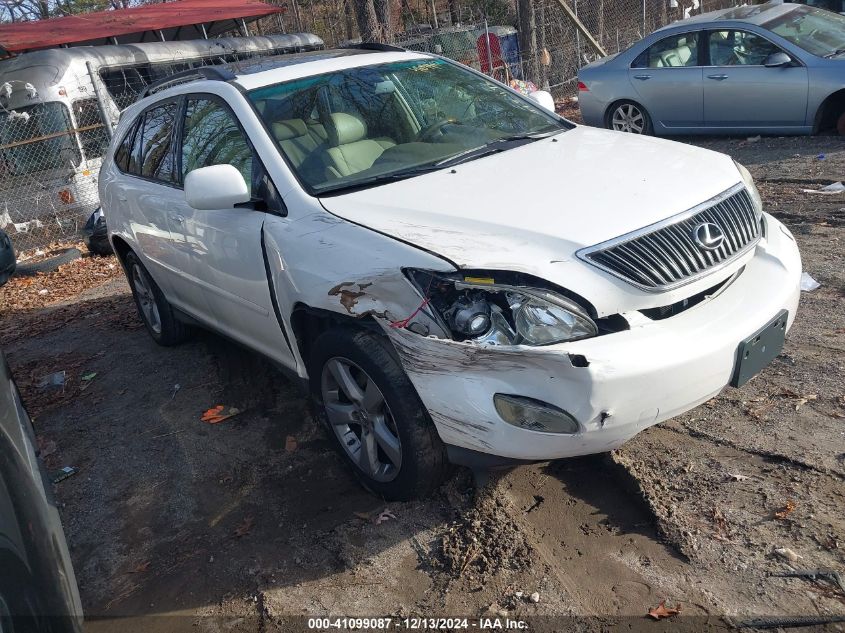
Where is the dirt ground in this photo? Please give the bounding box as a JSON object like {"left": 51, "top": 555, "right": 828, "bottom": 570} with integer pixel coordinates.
{"left": 3, "top": 132, "right": 844, "bottom": 632}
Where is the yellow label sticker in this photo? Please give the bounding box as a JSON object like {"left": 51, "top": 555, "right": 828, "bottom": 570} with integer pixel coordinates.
{"left": 464, "top": 276, "right": 495, "bottom": 285}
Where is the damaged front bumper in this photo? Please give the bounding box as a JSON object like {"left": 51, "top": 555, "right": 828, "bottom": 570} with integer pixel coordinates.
{"left": 383, "top": 213, "right": 801, "bottom": 461}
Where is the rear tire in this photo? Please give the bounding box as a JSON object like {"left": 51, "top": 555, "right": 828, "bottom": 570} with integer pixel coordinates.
{"left": 124, "top": 251, "right": 190, "bottom": 346}
{"left": 607, "top": 100, "right": 653, "bottom": 135}
{"left": 837, "top": 110, "right": 845, "bottom": 136}
{"left": 309, "top": 327, "right": 448, "bottom": 501}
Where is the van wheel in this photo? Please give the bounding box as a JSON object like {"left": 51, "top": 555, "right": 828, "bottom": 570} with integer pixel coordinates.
{"left": 309, "top": 327, "right": 448, "bottom": 501}
{"left": 607, "top": 100, "right": 653, "bottom": 135}
{"left": 124, "top": 251, "right": 190, "bottom": 346}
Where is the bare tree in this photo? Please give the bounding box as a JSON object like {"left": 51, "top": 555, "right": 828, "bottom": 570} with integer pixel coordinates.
{"left": 517, "top": 0, "right": 539, "bottom": 84}
{"left": 350, "top": 0, "right": 387, "bottom": 42}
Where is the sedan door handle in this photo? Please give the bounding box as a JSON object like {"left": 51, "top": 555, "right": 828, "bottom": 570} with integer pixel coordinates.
{"left": 171, "top": 214, "right": 185, "bottom": 224}
{"left": 117, "top": 194, "right": 127, "bottom": 202}
{"left": 707, "top": 74, "right": 729, "bottom": 80}
{"left": 633, "top": 74, "right": 652, "bottom": 80}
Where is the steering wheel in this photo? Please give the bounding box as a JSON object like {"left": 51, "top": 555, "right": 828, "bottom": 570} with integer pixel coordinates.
{"left": 417, "top": 118, "right": 456, "bottom": 142}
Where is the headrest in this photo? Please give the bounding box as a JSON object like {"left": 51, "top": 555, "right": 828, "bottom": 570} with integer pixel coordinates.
{"left": 328, "top": 112, "right": 367, "bottom": 146}
{"left": 272, "top": 119, "right": 308, "bottom": 142}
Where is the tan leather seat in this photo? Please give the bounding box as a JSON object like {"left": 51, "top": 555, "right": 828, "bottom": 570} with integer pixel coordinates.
{"left": 324, "top": 113, "right": 396, "bottom": 179}
{"left": 272, "top": 118, "right": 322, "bottom": 169}
{"left": 659, "top": 44, "right": 693, "bottom": 67}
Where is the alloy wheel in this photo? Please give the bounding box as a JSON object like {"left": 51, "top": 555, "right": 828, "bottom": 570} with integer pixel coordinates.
{"left": 131, "top": 264, "right": 162, "bottom": 334}
{"left": 611, "top": 103, "right": 646, "bottom": 134}
{"left": 321, "top": 357, "right": 402, "bottom": 482}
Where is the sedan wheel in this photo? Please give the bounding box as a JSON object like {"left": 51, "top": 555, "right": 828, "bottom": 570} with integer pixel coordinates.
{"left": 321, "top": 357, "right": 402, "bottom": 483}
{"left": 611, "top": 102, "right": 647, "bottom": 134}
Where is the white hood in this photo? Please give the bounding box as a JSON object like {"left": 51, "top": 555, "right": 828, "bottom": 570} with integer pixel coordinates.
{"left": 319, "top": 126, "right": 743, "bottom": 276}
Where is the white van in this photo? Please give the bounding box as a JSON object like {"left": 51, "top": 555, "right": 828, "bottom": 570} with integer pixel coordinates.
{"left": 0, "top": 33, "right": 322, "bottom": 239}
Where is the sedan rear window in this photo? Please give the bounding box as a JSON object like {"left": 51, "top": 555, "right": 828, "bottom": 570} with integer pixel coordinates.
{"left": 763, "top": 5, "right": 845, "bottom": 57}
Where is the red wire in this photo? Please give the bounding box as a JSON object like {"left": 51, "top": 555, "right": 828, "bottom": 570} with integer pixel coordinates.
{"left": 390, "top": 297, "right": 431, "bottom": 329}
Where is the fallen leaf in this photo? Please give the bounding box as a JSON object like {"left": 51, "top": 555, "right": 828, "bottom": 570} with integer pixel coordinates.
{"left": 81, "top": 372, "right": 97, "bottom": 381}
{"left": 794, "top": 394, "right": 817, "bottom": 411}
{"left": 285, "top": 435, "right": 298, "bottom": 452}
{"left": 774, "top": 547, "right": 802, "bottom": 562}
{"left": 201, "top": 405, "right": 241, "bottom": 424}
{"left": 712, "top": 507, "right": 730, "bottom": 539}
{"left": 774, "top": 499, "right": 796, "bottom": 520}
{"left": 727, "top": 472, "right": 749, "bottom": 482}
{"left": 648, "top": 600, "right": 681, "bottom": 620}
{"left": 129, "top": 560, "right": 151, "bottom": 573}
{"left": 234, "top": 516, "right": 254, "bottom": 537}
{"left": 375, "top": 509, "right": 396, "bottom": 525}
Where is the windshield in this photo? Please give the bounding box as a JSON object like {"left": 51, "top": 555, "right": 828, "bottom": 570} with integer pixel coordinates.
{"left": 763, "top": 5, "right": 845, "bottom": 57}
{"left": 248, "top": 58, "right": 567, "bottom": 194}
{"left": 0, "top": 102, "right": 80, "bottom": 177}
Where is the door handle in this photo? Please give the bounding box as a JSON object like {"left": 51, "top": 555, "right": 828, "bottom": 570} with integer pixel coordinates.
{"left": 117, "top": 195, "right": 127, "bottom": 202}
{"left": 707, "top": 74, "right": 729, "bottom": 80}
{"left": 171, "top": 214, "right": 185, "bottom": 224}
{"left": 633, "top": 74, "right": 652, "bottom": 80}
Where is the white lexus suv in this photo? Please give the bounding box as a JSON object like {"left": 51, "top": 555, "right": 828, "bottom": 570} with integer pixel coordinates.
{"left": 100, "top": 44, "right": 801, "bottom": 500}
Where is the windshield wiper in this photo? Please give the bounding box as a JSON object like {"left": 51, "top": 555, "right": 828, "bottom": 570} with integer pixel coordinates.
{"left": 824, "top": 47, "right": 845, "bottom": 58}
{"left": 317, "top": 163, "right": 446, "bottom": 195}
{"left": 435, "top": 129, "right": 561, "bottom": 168}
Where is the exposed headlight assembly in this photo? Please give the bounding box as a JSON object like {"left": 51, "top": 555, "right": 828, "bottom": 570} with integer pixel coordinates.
{"left": 406, "top": 270, "right": 598, "bottom": 346}
{"left": 734, "top": 160, "right": 763, "bottom": 216}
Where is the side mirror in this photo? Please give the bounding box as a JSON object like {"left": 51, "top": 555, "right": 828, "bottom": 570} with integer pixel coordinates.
{"left": 184, "top": 164, "right": 250, "bottom": 210}
{"left": 527, "top": 90, "right": 556, "bottom": 113}
{"left": 764, "top": 52, "right": 792, "bottom": 67}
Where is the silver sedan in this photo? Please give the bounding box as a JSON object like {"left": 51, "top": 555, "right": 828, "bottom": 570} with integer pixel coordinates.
{"left": 577, "top": 2, "right": 845, "bottom": 136}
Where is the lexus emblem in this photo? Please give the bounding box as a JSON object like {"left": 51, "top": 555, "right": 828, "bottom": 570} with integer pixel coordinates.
{"left": 692, "top": 222, "right": 725, "bottom": 251}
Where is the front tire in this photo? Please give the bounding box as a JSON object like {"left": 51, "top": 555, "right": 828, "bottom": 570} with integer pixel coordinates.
{"left": 309, "top": 327, "right": 448, "bottom": 500}
{"left": 607, "top": 100, "right": 653, "bottom": 135}
{"left": 124, "top": 251, "right": 190, "bottom": 346}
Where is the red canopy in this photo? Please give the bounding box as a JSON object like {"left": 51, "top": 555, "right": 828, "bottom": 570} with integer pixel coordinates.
{"left": 0, "top": 0, "right": 284, "bottom": 55}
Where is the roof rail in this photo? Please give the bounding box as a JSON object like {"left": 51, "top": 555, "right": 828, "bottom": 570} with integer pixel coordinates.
{"left": 137, "top": 66, "right": 236, "bottom": 101}
{"left": 345, "top": 42, "right": 406, "bottom": 53}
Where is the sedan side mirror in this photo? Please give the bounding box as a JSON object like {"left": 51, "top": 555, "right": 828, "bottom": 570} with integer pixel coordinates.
{"left": 527, "top": 90, "right": 556, "bottom": 113}
{"left": 184, "top": 164, "right": 250, "bottom": 210}
{"left": 764, "top": 52, "right": 792, "bottom": 67}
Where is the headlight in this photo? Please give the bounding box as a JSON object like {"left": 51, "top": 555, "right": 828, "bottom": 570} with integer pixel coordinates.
{"left": 734, "top": 160, "right": 763, "bottom": 215}
{"left": 406, "top": 270, "right": 597, "bottom": 346}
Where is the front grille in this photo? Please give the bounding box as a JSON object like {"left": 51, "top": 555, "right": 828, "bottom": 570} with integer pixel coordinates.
{"left": 580, "top": 187, "right": 761, "bottom": 291}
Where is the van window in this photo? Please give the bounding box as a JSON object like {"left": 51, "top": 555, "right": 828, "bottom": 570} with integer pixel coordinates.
{"left": 0, "top": 102, "right": 80, "bottom": 176}
{"left": 72, "top": 99, "right": 110, "bottom": 161}
{"left": 137, "top": 103, "right": 178, "bottom": 182}
{"left": 181, "top": 98, "right": 253, "bottom": 194}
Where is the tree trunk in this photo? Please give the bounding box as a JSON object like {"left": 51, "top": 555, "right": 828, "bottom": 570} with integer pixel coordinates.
{"left": 517, "top": 0, "right": 539, "bottom": 84}
{"left": 447, "top": 0, "right": 460, "bottom": 25}
{"left": 344, "top": 0, "right": 356, "bottom": 40}
{"left": 353, "top": 0, "right": 384, "bottom": 42}
{"left": 373, "top": 0, "right": 391, "bottom": 36}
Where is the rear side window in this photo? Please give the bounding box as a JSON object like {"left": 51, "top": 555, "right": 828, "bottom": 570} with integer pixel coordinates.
{"left": 633, "top": 32, "right": 700, "bottom": 68}
{"left": 181, "top": 98, "right": 254, "bottom": 195}
{"left": 137, "top": 103, "right": 177, "bottom": 182}
{"left": 114, "top": 120, "right": 138, "bottom": 172}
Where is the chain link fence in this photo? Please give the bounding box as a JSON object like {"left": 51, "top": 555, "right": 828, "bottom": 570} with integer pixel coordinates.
{"left": 1, "top": 0, "right": 756, "bottom": 254}
{"left": 0, "top": 99, "right": 107, "bottom": 254}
